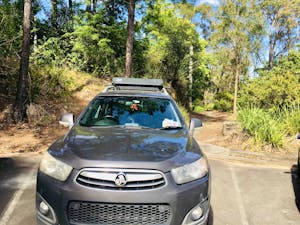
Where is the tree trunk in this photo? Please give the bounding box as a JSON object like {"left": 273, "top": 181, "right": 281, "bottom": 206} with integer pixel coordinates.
{"left": 188, "top": 45, "right": 193, "bottom": 110}
{"left": 92, "top": 0, "right": 96, "bottom": 13}
{"left": 33, "top": 15, "right": 37, "bottom": 51}
{"left": 268, "top": 37, "right": 275, "bottom": 69}
{"left": 14, "top": 0, "right": 31, "bottom": 122}
{"left": 125, "top": 0, "right": 135, "bottom": 78}
{"left": 233, "top": 66, "right": 239, "bottom": 116}
{"left": 51, "top": 0, "right": 57, "bottom": 28}
{"left": 86, "top": 0, "right": 91, "bottom": 13}
{"left": 68, "top": 0, "right": 73, "bottom": 21}
{"left": 68, "top": 0, "right": 73, "bottom": 30}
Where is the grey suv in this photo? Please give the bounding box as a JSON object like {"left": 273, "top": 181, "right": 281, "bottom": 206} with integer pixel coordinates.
{"left": 36, "top": 78, "right": 210, "bottom": 225}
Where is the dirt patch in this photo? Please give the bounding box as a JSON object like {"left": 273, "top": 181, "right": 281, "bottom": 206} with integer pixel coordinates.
{"left": 0, "top": 124, "right": 67, "bottom": 154}
{"left": 0, "top": 75, "right": 108, "bottom": 156}
{"left": 192, "top": 111, "right": 229, "bottom": 144}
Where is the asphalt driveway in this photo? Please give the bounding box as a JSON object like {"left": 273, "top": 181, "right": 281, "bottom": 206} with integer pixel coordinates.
{"left": 0, "top": 151, "right": 299, "bottom": 225}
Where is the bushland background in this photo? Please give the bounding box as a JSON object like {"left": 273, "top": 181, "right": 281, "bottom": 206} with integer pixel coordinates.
{"left": 0, "top": 0, "right": 299, "bottom": 155}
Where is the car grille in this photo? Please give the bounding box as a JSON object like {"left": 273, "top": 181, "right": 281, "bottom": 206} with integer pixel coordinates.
{"left": 68, "top": 202, "right": 171, "bottom": 225}
{"left": 76, "top": 169, "right": 166, "bottom": 190}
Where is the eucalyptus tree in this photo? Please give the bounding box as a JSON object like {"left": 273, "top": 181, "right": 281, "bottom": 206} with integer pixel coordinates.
{"left": 104, "top": 0, "right": 154, "bottom": 77}
{"left": 14, "top": 0, "right": 32, "bottom": 122}
{"left": 260, "top": 0, "right": 300, "bottom": 69}
{"left": 176, "top": 2, "right": 197, "bottom": 108}
{"left": 68, "top": 0, "right": 73, "bottom": 21}
{"left": 210, "top": 0, "right": 264, "bottom": 115}
{"left": 51, "top": 0, "right": 58, "bottom": 28}
{"left": 100, "top": 0, "right": 146, "bottom": 77}
{"left": 144, "top": 0, "right": 209, "bottom": 106}
{"left": 125, "top": 0, "right": 135, "bottom": 77}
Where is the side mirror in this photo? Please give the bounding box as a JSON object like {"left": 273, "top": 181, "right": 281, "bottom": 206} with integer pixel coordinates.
{"left": 59, "top": 113, "right": 74, "bottom": 128}
{"left": 189, "top": 118, "right": 202, "bottom": 136}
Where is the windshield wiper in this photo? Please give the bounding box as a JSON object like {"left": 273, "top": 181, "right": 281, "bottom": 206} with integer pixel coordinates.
{"left": 160, "top": 126, "right": 183, "bottom": 130}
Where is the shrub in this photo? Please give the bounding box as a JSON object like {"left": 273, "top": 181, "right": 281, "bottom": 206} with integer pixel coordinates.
{"left": 213, "top": 91, "right": 233, "bottom": 112}
{"left": 178, "top": 105, "right": 190, "bottom": 125}
{"left": 238, "top": 107, "right": 284, "bottom": 148}
{"left": 205, "top": 103, "right": 215, "bottom": 111}
{"left": 239, "top": 51, "right": 300, "bottom": 111}
{"left": 29, "top": 66, "right": 77, "bottom": 101}
{"left": 193, "top": 105, "right": 205, "bottom": 114}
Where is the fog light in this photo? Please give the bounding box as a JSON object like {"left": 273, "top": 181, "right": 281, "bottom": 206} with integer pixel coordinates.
{"left": 191, "top": 206, "right": 203, "bottom": 221}
{"left": 39, "top": 201, "right": 49, "bottom": 215}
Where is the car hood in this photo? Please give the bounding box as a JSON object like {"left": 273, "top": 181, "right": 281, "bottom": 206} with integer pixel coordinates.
{"left": 48, "top": 125, "right": 203, "bottom": 172}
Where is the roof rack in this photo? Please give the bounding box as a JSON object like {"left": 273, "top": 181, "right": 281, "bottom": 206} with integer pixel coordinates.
{"left": 103, "top": 77, "right": 168, "bottom": 95}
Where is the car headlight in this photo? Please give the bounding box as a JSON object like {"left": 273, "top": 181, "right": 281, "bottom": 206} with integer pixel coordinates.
{"left": 40, "top": 152, "right": 73, "bottom": 181}
{"left": 171, "top": 158, "right": 208, "bottom": 184}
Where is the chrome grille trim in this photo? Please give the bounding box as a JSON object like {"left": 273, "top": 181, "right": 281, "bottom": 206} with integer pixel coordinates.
{"left": 76, "top": 168, "right": 167, "bottom": 191}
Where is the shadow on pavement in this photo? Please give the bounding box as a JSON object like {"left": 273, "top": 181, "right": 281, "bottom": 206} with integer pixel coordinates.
{"left": 0, "top": 157, "right": 36, "bottom": 175}
{"left": 291, "top": 164, "right": 300, "bottom": 211}
{"left": 0, "top": 157, "right": 21, "bottom": 179}
{"left": 0, "top": 157, "right": 22, "bottom": 215}
{"left": 0, "top": 156, "right": 39, "bottom": 214}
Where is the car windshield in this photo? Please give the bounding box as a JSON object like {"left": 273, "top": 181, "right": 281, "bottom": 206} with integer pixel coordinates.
{"left": 79, "top": 96, "right": 182, "bottom": 129}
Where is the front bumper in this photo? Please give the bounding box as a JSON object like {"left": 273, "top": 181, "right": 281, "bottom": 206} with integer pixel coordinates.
{"left": 36, "top": 169, "right": 210, "bottom": 225}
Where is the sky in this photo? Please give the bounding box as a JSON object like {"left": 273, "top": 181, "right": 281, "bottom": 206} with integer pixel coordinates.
{"left": 36, "top": 0, "right": 221, "bottom": 21}
{"left": 196, "top": 0, "right": 220, "bottom": 6}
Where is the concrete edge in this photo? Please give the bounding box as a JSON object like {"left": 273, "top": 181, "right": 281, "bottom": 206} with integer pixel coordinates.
{"left": 198, "top": 142, "right": 297, "bottom": 168}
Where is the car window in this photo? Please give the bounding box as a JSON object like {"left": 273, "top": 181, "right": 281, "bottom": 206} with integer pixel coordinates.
{"left": 79, "top": 97, "right": 182, "bottom": 129}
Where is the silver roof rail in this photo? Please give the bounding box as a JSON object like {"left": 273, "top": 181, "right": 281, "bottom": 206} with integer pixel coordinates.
{"left": 102, "top": 77, "right": 169, "bottom": 95}
{"left": 112, "top": 77, "right": 163, "bottom": 89}
{"left": 102, "top": 85, "right": 115, "bottom": 93}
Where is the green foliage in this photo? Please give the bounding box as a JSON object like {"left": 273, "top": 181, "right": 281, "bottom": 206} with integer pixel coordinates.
{"left": 32, "top": 11, "right": 128, "bottom": 76}
{"left": 178, "top": 105, "right": 190, "bottom": 125}
{"left": 239, "top": 50, "right": 300, "bottom": 111}
{"left": 29, "top": 66, "right": 77, "bottom": 101}
{"left": 205, "top": 103, "right": 214, "bottom": 111}
{"left": 32, "top": 35, "right": 73, "bottom": 67}
{"left": 0, "top": 0, "right": 23, "bottom": 57}
{"left": 275, "top": 106, "right": 300, "bottom": 136}
{"left": 238, "top": 107, "right": 284, "bottom": 148}
{"left": 144, "top": 0, "right": 210, "bottom": 106}
{"left": 193, "top": 105, "right": 205, "bottom": 114}
{"left": 237, "top": 51, "right": 300, "bottom": 148}
{"left": 260, "top": 0, "right": 300, "bottom": 68}
{"left": 32, "top": 10, "right": 150, "bottom": 77}
{"left": 0, "top": 57, "right": 19, "bottom": 98}
{"left": 207, "top": 0, "right": 264, "bottom": 112}
{"left": 238, "top": 104, "right": 300, "bottom": 148}
{"left": 192, "top": 99, "right": 205, "bottom": 113}
{"left": 213, "top": 91, "right": 233, "bottom": 112}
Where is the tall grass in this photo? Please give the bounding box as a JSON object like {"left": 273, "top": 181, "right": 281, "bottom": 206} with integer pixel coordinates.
{"left": 275, "top": 106, "right": 300, "bottom": 135}
{"left": 238, "top": 107, "right": 284, "bottom": 148}
{"left": 238, "top": 106, "right": 300, "bottom": 148}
